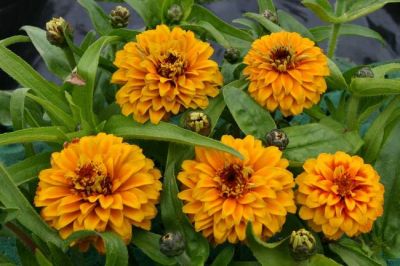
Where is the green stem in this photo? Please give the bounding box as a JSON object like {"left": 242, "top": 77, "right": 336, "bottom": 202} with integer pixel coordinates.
{"left": 5, "top": 222, "right": 37, "bottom": 252}
{"left": 63, "top": 47, "right": 76, "bottom": 69}
{"left": 346, "top": 96, "right": 360, "bottom": 130}
{"left": 327, "top": 0, "right": 347, "bottom": 58}
{"left": 0, "top": 35, "right": 31, "bottom": 47}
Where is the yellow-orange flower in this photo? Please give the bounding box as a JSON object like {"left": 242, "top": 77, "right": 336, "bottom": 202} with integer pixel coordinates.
{"left": 111, "top": 24, "right": 223, "bottom": 124}
{"left": 296, "top": 151, "right": 384, "bottom": 240}
{"left": 178, "top": 135, "right": 296, "bottom": 244}
{"left": 243, "top": 32, "right": 329, "bottom": 116}
{"left": 34, "top": 133, "right": 162, "bottom": 252}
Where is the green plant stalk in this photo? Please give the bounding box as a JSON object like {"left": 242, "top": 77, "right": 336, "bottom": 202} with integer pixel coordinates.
{"left": 346, "top": 95, "right": 360, "bottom": 130}
{"left": 63, "top": 46, "right": 76, "bottom": 69}
{"left": 5, "top": 222, "right": 37, "bottom": 252}
{"left": 0, "top": 35, "right": 31, "bottom": 47}
{"left": 327, "top": 1, "right": 347, "bottom": 58}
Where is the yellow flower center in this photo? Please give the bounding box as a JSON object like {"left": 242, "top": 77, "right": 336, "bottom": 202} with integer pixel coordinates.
{"left": 333, "top": 166, "right": 356, "bottom": 197}
{"left": 72, "top": 162, "right": 112, "bottom": 197}
{"left": 158, "top": 50, "right": 186, "bottom": 78}
{"left": 218, "top": 164, "right": 252, "bottom": 198}
{"left": 267, "top": 46, "right": 296, "bottom": 72}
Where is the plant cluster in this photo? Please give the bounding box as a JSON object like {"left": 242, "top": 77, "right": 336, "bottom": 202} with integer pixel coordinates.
{"left": 0, "top": 0, "right": 399, "bottom": 265}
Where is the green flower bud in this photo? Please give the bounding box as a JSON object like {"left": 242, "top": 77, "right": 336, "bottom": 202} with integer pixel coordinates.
{"left": 110, "top": 6, "right": 130, "bottom": 28}
{"left": 224, "top": 47, "right": 241, "bottom": 64}
{"left": 355, "top": 66, "right": 374, "bottom": 78}
{"left": 289, "top": 229, "right": 317, "bottom": 261}
{"left": 263, "top": 9, "right": 278, "bottom": 24}
{"left": 46, "top": 17, "right": 73, "bottom": 47}
{"left": 159, "top": 232, "right": 186, "bottom": 257}
{"left": 265, "top": 129, "right": 289, "bottom": 150}
{"left": 167, "top": 4, "right": 183, "bottom": 22}
{"left": 183, "top": 111, "right": 211, "bottom": 136}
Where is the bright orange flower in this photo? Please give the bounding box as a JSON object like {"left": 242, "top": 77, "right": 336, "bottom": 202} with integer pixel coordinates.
{"left": 178, "top": 135, "right": 296, "bottom": 244}
{"left": 243, "top": 32, "right": 329, "bottom": 116}
{"left": 296, "top": 151, "right": 384, "bottom": 240}
{"left": 111, "top": 24, "right": 223, "bottom": 124}
{"left": 34, "top": 133, "right": 162, "bottom": 252}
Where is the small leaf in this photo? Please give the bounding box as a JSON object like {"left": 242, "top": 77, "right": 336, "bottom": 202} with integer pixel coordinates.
{"left": 78, "top": 0, "right": 113, "bottom": 35}
{"left": 0, "top": 207, "right": 19, "bottom": 224}
{"left": 181, "top": 21, "right": 230, "bottom": 48}
{"left": 301, "top": 0, "right": 335, "bottom": 23}
{"left": 244, "top": 12, "right": 282, "bottom": 33}
{"left": 162, "top": 0, "right": 194, "bottom": 22}
{"left": 223, "top": 82, "right": 276, "bottom": 140}
{"left": 0, "top": 127, "right": 67, "bottom": 146}
{"left": 131, "top": 229, "right": 176, "bottom": 265}
{"left": 326, "top": 58, "right": 348, "bottom": 90}
{"left": 372, "top": 63, "right": 400, "bottom": 78}
{"left": 103, "top": 115, "right": 243, "bottom": 158}
{"left": 246, "top": 223, "right": 295, "bottom": 266}
{"left": 64, "top": 231, "right": 128, "bottom": 266}
{"left": 35, "top": 249, "right": 53, "bottom": 266}
{"left": 277, "top": 10, "right": 314, "bottom": 40}
{"left": 300, "top": 254, "right": 341, "bottom": 266}
{"left": 350, "top": 78, "right": 400, "bottom": 96}
{"left": 124, "top": 0, "right": 162, "bottom": 27}
{"left": 257, "top": 0, "right": 276, "bottom": 13}
{"left": 211, "top": 245, "right": 235, "bottom": 266}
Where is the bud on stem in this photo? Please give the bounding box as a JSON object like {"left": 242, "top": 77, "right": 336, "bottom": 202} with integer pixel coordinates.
{"left": 289, "top": 229, "right": 317, "bottom": 261}
{"left": 110, "top": 6, "right": 130, "bottom": 28}
{"left": 46, "top": 17, "right": 73, "bottom": 47}
{"left": 159, "top": 232, "right": 186, "bottom": 257}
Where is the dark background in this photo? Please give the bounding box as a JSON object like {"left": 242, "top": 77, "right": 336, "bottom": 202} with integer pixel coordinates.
{"left": 1, "top": 0, "right": 399, "bottom": 89}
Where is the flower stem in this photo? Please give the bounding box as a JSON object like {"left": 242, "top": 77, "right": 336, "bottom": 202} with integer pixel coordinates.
{"left": 327, "top": 0, "right": 347, "bottom": 58}
{"left": 346, "top": 95, "right": 360, "bottom": 130}
{"left": 64, "top": 47, "right": 76, "bottom": 70}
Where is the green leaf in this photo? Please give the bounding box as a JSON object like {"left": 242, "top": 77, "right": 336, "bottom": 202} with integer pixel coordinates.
{"left": 7, "top": 152, "right": 51, "bottom": 186}
{"left": 310, "top": 24, "right": 385, "bottom": 44}
{"left": 300, "top": 254, "right": 341, "bottom": 266}
{"left": 303, "top": 0, "right": 400, "bottom": 23}
{"left": 35, "top": 249, "right": 53, "bottom": 266}
{"left": 211, "top": 245, "right": 235, "bottom": 266}
{"left": 26, "top": 93, "right": 76, "bottom": 131}
{"left": 329, "top": 238, "right": 384, "bottom": 266}
{"left": 0, "top": 45, "right": 68, "bottom": 112}
{"left": 277, "top": 10, "right": 314, "bottom": 40}
{"left": 0, "top": 164, "right": 62, "bottom": 247}
{"left": 160, "top": 143, "right": 209, "bottom": 266}
{"left": 74, "top": 35, "right": 121, "bottom": 131}
{"left": 203, "top": 94, "right": 226, "bottom": 134}
{"left": 103, "top": 115, "right": 243, "bottom": 158}
{"left": 162, "top": 0, "right": 194, "bottom": 22}
{"left": 107, "top": 29, "right": 140, "bottom": 42}
{"left": 10, "top": 88, "right": 29, "bottom": 130}
{"left": 0, "top": 127, "right": 67, "bottom": 146}
{"left": 0, "top": 91, "right": 12, "bottom": 127}
{"left": 22, "top": 26, "right": 71, "bottom": 79}
{"left": 78, "top": 0, "right": 113, "bottom": 35}
{"left": 326, "top": 58, "right": 348, "bottom": 90}
{"left": 0, "top": 35, "right": 30, "bottom": 47}
{"left": 362, "top": 96, "right": 400, "bottom": 163}
{"left": 244, "top": 12, "right": 282, "bottom": 33}
{"left": 131, "top": 229, "right": 176, "bottom": 265}
{"left": 372, "top": 63, "right": 400, "bottom": 78}
{"left": 124, "top": 0, "right": 162, "bottom": 27}
{"left": 246, "top": 223, "right": 295, "bottom": 266}
{"left": 188, "top": 5, "right": 254, "bottom": 47}
{"left": 349, "top": 78, "right": 400, "bottom": 96}
{"left": 284, "top": 118, "right": 363, "bottom": 164}
{"left": 257, "top": 0, "right": 276, "bottom": 13}
{"left": 375, "top": 122, "right": 400, "bottom": 254}
{"left": 64, "top": 231, "right": 128, "bottom": 266}
{"left": 181, "top": 21, "right": 230, "bottom": 48}
{"left": 0, "top": 207, "right": 19, "bottom": 224}
{"left": 223, "top": 82, "right": 276, "bottom": 140}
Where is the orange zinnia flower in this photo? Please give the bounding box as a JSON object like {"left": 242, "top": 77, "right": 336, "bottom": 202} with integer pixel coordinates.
{"left": 243, "top": 32, "right": 329, "bottom": 116}
{"left": 178, "top": 135, "right": 296, "bottom": 244}
{"left": 34, "top": 133, "right": 162, "bottom": 252}
{"left": 296, "top": 151, "right": 384, "bottom": 240}
{"left": 111, "top": 25, "right": 223, "bottom": 124}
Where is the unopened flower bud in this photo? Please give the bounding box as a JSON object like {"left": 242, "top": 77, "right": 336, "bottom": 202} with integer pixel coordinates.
{"left": 183, "top": 111, "right": 211, "bottom": 136}
{"left": 159, "top": 232, "right": 185, "bottom": 257}
{"left": 289, "top": 229, "right": 316, "bottom": 261}
{"left": 265, "top": 129, "right": 289, "bottom": 150}
{"left": 355, "top": 66, "right": 374, "bottom": 78}
{"left": 263, "top": 9, "right": 278, "bottom": 24}
{"left": 167, "top": 4, "right": 183, "bottom": 22}
{"left": 110, "top": 6, "right": 130, "bottom": 28}
{"left": 46, "top": 17, "right": 73, "bottom": 47}
{"left": 224, "top": 47, "right": 241, "bottom": 64}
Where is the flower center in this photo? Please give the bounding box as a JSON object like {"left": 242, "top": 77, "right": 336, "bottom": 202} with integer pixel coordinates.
{"left": 72, "top": 162, "right": 112, "bottom": 197}
{"left": 158, "top": 50, "right": 186, "bottom": 78}
{"left": 268, "top": 46, "right": 296, "bottom": 72}
{"left": 333, "top": 166, "right": 356, "bottom": 197}
{"left": 218, "top": 164, "right": 252, "bottom": 198}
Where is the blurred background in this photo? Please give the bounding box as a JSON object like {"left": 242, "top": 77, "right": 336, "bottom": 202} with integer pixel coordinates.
{"left": 0, "top": 0, "right": 399, "bottom": 90}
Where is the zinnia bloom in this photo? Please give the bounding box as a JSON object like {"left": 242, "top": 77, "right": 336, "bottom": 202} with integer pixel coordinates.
{"left": 34, "top": 133, "right": 162, "bottom": 252}
{"left": 296, "top": 151, "right": 384, "bottom": 240}
{"left": 177, "top": 135, "right": 296, "bottom": 244}
{"left": 243, "top": 32, "right": 329, "bottom": 116}
{"left": 111, "top": 24, "right": 223, "bottom": 124}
